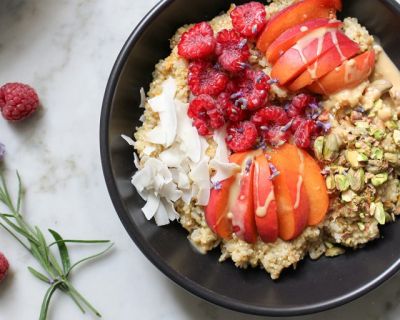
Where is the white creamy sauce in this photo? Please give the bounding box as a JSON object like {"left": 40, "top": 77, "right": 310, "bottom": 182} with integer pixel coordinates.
{"left": 373, "top": 48, "right": 400, "bottom": 102}
{"left": 255, "top": 190, "right": 275, "bottom": 218}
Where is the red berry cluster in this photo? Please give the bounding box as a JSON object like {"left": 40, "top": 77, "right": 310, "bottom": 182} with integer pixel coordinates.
{"left": 177, "top": 3, "right": 323, "bottom": 152}
{"left": 0, "top": 251, "right": 9, "bottom": 283}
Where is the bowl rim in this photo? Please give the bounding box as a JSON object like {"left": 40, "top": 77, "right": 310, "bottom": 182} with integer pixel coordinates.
{"left": 100, "top": 0, "right": 400, "bottom": 316}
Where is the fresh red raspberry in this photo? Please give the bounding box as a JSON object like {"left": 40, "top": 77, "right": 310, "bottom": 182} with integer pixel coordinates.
{"left": 230, "top": 2, "right": 267, "bottom": 37}
{"left": 290, "top": 116, "right": 305, "bottom": 133}
{"left": 188, "top": 61, "right": 229, "bottom": 96}
{"left": 177, "top": 22, "right": 216, "bottom": 60}
{"left": 215, "top": 29, "right": 250, "bottom": 73}
{"left": 263, "top": 125, "right": 291, "bottom": 147}
{"left": 217, "top": 92, "right": 247, "bottom": 122}
{"left": 226, "top": 121, "right": 257, "bottom": 152}
{"left": 293, "top": 119, "right": 316, "bottom": 149}
{"left": 232, "top": 69, "right": 270, "bottom": 111}
{"left": 0, "top": 252, "right": 9, "bottom": 283}
{"left": 251, "top": 106, "right": 289, "bottom": 128}
{"left": 287, "top": 93, "right": 316, "bottom": 118}
{"left": 188, "top": 94, "right": 225, "bottom": 136}
{"left": 0, "top": 83, "right": 39, "bottom": 121}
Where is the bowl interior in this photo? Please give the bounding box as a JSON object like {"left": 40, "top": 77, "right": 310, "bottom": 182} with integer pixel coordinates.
{"left": 101, "top": 0, "right": 400, "bottom": 316}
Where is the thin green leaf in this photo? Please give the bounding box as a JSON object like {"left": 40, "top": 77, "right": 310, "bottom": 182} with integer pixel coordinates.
{"left": 0, "top": 221, "right": 30, "bottom": 251}
{"left": 39, "top": 281, "right": 61, "bottom": 320}
{"left": 65, "top": 290, "right": 86, "bottom": 314}
{"left": 0, "top": 173, "right": 15, "bottom": 211}
{"left": 48, "top": 239, "right": 110, "bottom": 247}
{"left": 48, "top": 229, "right": 71, "bottom": 274}
{"left": 0, "top": 215, "right": 38, "bottom": 245}
{"left": 16, "top": 171, "right": 23, "bottom": 212}
{"left": 67, "top": 243, "right": 114, "bottom": 277}
{"left": 28, "top": 266, "right": 51, "bottom": 284}
{"left": 65, "top": 281, "right": 102, "bottom": 317}
{"left": 48, "top": 253, "right": 64, "bottom": 277}
{"left": 30, "top": 243, "right": 56, "bottom": 279}
{"left": 35, "top": 227, "right": 50, "bottom": 265}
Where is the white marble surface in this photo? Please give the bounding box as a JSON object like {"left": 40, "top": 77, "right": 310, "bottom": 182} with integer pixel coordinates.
{"left": 1, "top": 0, "right": 400, "bottom": 319}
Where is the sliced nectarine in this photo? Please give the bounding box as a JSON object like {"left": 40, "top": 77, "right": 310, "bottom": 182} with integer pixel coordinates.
{"left": 268, "top": 144, "right": 309, "bottom": 241}
{"left": 288, "top": 35, "right": 360, "bottom": 91}
{"left": 266, "top": 18, "right": 342, "bottom": 64}
{"left": 256, "top": 0, "right": 342, "bottom": 53}
{"left": 231, "top": 155, "right": 258, "bottom": 243}
{"left": 253, "top": 154, "right": 278, "bottom": 243}
{"left": 298, "top": 149, "right": 329, "bottom": 225}
{"left": 271, "top": 29, "right": 351, "bottom": 85}
{"left": 308, "top": 50, "right": 375, "bottom": 94}
{"left": 205, "top": 152, "right": 248, "bottom": 239}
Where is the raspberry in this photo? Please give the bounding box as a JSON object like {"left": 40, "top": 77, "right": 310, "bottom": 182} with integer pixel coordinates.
{"left": 232, "top": 69, "right": 270, "bottom": 111}
{"left": 0, "top": 83, "right": 39, "bottom": 121}
{"left": 188, "top": 61, "right": 229, "bottom": 96}
{"left": 226, "top": 121, "right": 257, "bottom": 152}
{"left": 290, "top": 116, "right": 306, "bottom": 133}
{"left": 217, "top": 92, "right": 247, "bottom": 122}
{"left": 287, "top": 93, "right": 316, "bottom": 118}
{"left": 0, "top": 252, "right": 9, "bottom": 283}
{"left": 251, "top": 106, "right": 289, "bottom": 128}
{"left": 230, "top": 2, "right": 267, "bottom": 37}
{"left": 263, "top": 125, "right": 291, "bottom": 147}
{"left": 177, "top": 22, "right": 216, "bottom": 60}
{"left": 188, "top": 94, "right": 225, "bottom": 136}
{"left": 215, "top": 29, "right": 250, "bottom": 73}
{"left": 293, "top": 119, "right": 316, "bottom": 149}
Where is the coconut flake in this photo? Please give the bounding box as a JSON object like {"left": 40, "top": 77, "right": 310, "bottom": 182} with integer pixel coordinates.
{"left": 143, "top": 145, "right": 156, "bottom": 156}
{"left": 121, "top": 134, "right": 135, "bottom": 146}
{"left": 158, "top": 144, "right": 186, "bottom": 168}
{"left": 142, "top": 193, "right": 160, "bottom": 220}
{"left": 146, "top": 77, "right": 177, "bottom": 147}
{"left": 190, "top": 158, "right": 211, "bottom": 206}
{"left": 139, "top": 87, "right": 146, "bottom": 108}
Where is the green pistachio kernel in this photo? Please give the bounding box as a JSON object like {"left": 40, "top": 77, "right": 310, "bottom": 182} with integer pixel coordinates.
{"left": 355, "top": 121, "right": 369, "bottom": 129}
{"left": 385, "top": 120, "right": 398, "bottom": 130}
{"left": 335, "top": 174, "right": 350, "bottom": 191}
{"left": 357, "top": 222, "right": 365, "bottom": 231}
{"left": 372, "top": 128, "right": 386, "bottom": 140}
{"left": 393, "top": 130, "right": 400, "bottom": 146}
{"left": 341, "top": 189, "right": 356, "bottom": 202}
{"left": 314, "top": 136, "right": 325, "bottom": 161}
{"left": 384, "top": 153, "right": 399, "bottom": 164}
{"left": 325, "top": 175, "right": 336, "bottom": 190}
{"left": 374, "top": 202, "right": 386, "bottom": 225}
{"left": 325, "top": 247, "right": 345, "bottom": 257}
{"left": 370, "top": 147, "right": 384, "bottom": 160}
{"left": 349, "top": 168, "right": 365, "bottom": 191}
{"left": 371, "top": 173, "right": 388, "bottom": 186}
{"left": 357, "top": 152, "right": 369, "bottom": 162}
{"left": 323, "top": 133, "right": 341, "bottom": 161}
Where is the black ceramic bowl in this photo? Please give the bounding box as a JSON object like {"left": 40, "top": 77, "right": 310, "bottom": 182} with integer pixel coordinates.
{"left": 100, "top": 0, "right": 400, "bottom": 316}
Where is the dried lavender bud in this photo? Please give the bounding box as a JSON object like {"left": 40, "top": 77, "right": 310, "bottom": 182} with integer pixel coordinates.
{"left": 212, "top": 181, "right": 222, "bottom": 190}
{"left": 268, "top": 163, "right": 280, "bottom": 180}
{"left": 0, "top": 143, "right": 5, "bottom": 161}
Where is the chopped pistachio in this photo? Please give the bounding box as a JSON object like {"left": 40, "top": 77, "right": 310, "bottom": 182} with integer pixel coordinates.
{"left": 345, "top": 150, "right": 360, "bottom": 168}
{"left": 393, "top": 130, "right": 400, "bottom": 146}
{"left": 335, "top": 174, "right": 350, "bottom": 191}
{"left": 357, "top": 152, "right": 369, "bottom": 162}
{"left": 325, "top": 175, "right": 336, "bottom": 190}
{"left": 371, "top": 173, "right": 388, "bottom": 186}
{"left": 355, "top": 121, "right": 369, "bottom": 129}
{"left": 385, "top": 120, "right": 398, "bottom": 130}
{"left": 357, "top": 222, "right": 365, "bottom": 231}
{"left": 349, "top": 168, "right": 365, "bottom": 191}
{"left": 369, "top": 202, "right": 376, "bottom": 216}
{"left": 341, "top": 189, "right": 356, "bottom": 202}
{"left": 325, "top": 247, "right": 345, "bottom": 257}
{"left": 323, "top": 133, "right": 341, "bottom": 161}
{"left": 314, "top": 136, "right": 324, "bottom": 161}
{"left": 372, "top": 128, "right": 386, "bottom": 140}
{"left": 370, "top": 147, "right": 383, "bottom": 160}
{"left": 374, "top": 202, "right": 386, "bottom": 225}
{"left": 324, "top": 241, "right": 333, "bottom": 249}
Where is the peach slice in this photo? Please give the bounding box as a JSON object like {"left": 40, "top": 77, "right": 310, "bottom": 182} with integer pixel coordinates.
{"left": 253, "top": 154, "right": 278, "bottom": 243}
{"left": 256, "top": 0, "right": 342, "bottom": 53}
{"left": 266, "top": 18, "right": 342, "bottom": 64}
{"left": 231, "top": 155, "right": 258, "bottom": 243}
{"left": 288, "top": 35, "right": 360, "bottom": 91}
{"left": 268, "top": 144, "right": 310, "bottom": 241}
{"left": 271, "top": 29, "right": 350, "bottom": 85}
{"left": 308, "top": 50, "right": 376, "bottom": 94}
{"left": 298, "top": 149, "right": 329, "bottom": 225}
{"left": 205, "top": 152, "right": 248, "bottom": 239}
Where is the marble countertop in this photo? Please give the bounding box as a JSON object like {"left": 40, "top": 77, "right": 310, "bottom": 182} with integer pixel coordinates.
{"left": 1, "top": 0, "right": 400, "bottom": 319}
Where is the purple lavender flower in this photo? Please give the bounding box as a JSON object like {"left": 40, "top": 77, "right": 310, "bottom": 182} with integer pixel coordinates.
{"left": 212, "top": 181, "right": 222, "bottom": 191}
{"left": 316, "top": 120, "right": 332, "bottom": 133}
{"left": 268, "top": 163, "right": 280, "bottom": 180}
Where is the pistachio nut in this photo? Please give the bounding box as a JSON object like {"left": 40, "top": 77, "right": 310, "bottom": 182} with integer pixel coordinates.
{"left": 341, "top": 189, "right": 356, "bottom": 202}
{"left": 357, "top": 222, "right": 366, "bottom": 231}
{"left": 357, "top": 152, "right": 369, "bottom": 162}
{"left": 385, "top": 120, "right": 398, "bottom": 130}
{"left": 371, "top": 173, "right": 388, "bottom": 186}
{"left": 384, "top": 152, "right": 399, "bottom": 164}
{"left": 349, "top": 168, "right": 365, "bottom": 191}
{"left": 314, "top": 136, "right": 325, "bottom": 161}
{"left": 323, "top": 133, "right": 341, "bottom": 161}
{"left": 345, "top": 150, "right": 360, "bottom": 168}
{"left": 355, "top": 121, "right": 369, "bottom": 129}
{"left": 325, "top": 175, "right": 336, "bottom": 190}
{"left": 370, "top": 147, "right": 383, "bottom": 160}
{"left": 335, "top": 174, "right": 350, "bottom": 191}
{"left": 374, "top": 202, "right": 386, "bottom": 225}
{"left": 325, "top": 247, "right": 345, "bottom": 257}
{"left": 372, "top": 128, "right": 385, "bottom": 140}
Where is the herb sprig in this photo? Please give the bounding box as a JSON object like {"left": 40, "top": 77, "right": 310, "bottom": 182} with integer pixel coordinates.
{"left": 0, "top": 171, "right": 113, "bottom": 320}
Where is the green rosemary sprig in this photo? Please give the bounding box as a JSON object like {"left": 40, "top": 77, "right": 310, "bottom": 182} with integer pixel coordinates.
{"left": 0, "top": 171, "right": 113, "bottom": 320}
